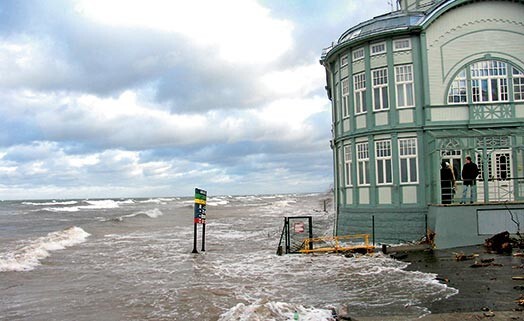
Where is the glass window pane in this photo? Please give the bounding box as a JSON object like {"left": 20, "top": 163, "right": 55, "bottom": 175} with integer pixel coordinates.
{"left": 406, "top": 84, "right": 414, "bottom": 106}
{"left": 397, "top": 85, "right": 405, "bottom": 106}
{"left": 491, "top": 78, "right": 498, "bottom": 101}
{"left": 345, "top": 163, "right": 351, "bottom": 186}
{"left": 377, "top": 160, "right": 384, "bottom": 184}
{"left": 409, "top": 158, "right": 417, "bottom": 182}
{"left": 374, "top": 88, "right": 380, "bottom": 110}
{"left": 359, "top": 163, "right": 364, "bottom": 185}
{"left": 386, "top": 159, "right": 392, "bottom": 183}
{"left": 481, "top": 79, "right": 489, "bottom": 101}
{"left": 400, "top": 159, "right": 408, "bottom": 182}
{"left": 364, "top": 161, "right": 369, "bottom": 184}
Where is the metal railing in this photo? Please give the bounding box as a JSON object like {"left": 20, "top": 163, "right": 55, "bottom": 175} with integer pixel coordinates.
{"left": 298, "top": 234, "right": 374, "bottom": 254}
{"left": 439, "top": 177, "right": 524, "bottom": 205}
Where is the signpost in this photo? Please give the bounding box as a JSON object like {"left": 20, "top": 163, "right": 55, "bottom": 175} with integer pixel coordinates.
{"left": 192, "top": 188, "right": 207, "bottom": 253}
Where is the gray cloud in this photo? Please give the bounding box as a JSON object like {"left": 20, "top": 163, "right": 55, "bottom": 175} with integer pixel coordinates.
{"left": 0, "top": 0, "right": 389, "bottom": 199}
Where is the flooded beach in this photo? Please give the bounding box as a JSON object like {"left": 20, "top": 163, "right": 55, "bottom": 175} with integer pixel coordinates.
{"left": 1, "top": 193, "right": 458, "bottom": 320}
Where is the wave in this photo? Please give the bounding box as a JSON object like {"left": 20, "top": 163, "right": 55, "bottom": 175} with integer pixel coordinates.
{"left": 218, "top": 300, "right": 334, "bottom": 321}
{"left": 207, "top": 197, "right": 229, "bottom": 206}
{"left": 42, "top": 199, "right": 121, "bottom": 212}
{"left": 23, "top": 200, "right": 78, "bottom": 206}
{"left": 138, "top": 198, "right": 164, "bottom": 204}
{"left": 123, "top": 208, "right": 164, "bottom": 219}
{"left": 117, "top": 199, "right": 135, "bottom": 205}
{"left": 107, "top": 208, "right": 164, "bottom": 222}
{"left": 0, "top": 226, "right": 90, "bottom": 272}
{"left": 83, "top": 200, "right": 120, "bottom": 209}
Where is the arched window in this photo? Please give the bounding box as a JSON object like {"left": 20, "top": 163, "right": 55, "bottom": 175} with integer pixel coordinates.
{"left": 471, "top": 60, "right": 508, "bottom": 103}
{"left": 447, "top": 60, "right": 524, "bottom": 104}
{"left": 514, "top": 68, "right": 524, "bottom": 101}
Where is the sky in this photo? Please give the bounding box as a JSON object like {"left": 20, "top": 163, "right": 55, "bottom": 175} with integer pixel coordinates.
{"left": 0, "top": 0, "right": 392, "bottom": 199}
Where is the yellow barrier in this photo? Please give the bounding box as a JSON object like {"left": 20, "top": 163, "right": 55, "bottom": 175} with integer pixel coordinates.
{"left": 298, "top": 234, "right": 375, "bottom": 254}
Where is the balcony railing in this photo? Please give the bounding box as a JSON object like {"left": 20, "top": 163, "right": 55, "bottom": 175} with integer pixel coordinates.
{"left": 439, "top": 177, "right": 524, "bottom": 205}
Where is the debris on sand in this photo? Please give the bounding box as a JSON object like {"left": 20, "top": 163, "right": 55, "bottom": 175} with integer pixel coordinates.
{"left": 485, "top": 231, "right": 512, "bottom": 254}
{"left": 454, "top": 252, "right": 479, "bottom": 261}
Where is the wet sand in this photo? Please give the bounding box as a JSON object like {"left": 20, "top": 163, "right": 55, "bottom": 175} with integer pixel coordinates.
{"left": 360, "top": 245, "right": 524, "bottom": 320}
{"left": 358, "top": 310, "right": 522, "bottom": 320}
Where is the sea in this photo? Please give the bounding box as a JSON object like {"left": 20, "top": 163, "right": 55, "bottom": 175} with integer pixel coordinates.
{"left": 0, "top": 193, "right": 458, "bottom": 321}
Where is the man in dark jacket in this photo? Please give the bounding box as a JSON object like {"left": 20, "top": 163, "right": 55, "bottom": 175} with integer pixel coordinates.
{"left": 461, "top": 156, "right": 479, "bottom": 204}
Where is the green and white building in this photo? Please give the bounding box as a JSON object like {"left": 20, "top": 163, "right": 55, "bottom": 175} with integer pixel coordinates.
{"left": 320, "top": 0, "right": 524, "bottom": 248}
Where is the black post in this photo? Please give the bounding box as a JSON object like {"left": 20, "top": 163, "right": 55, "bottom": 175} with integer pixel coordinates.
{"left": 308, "top": 216, "right": 313, "bottom": 250}
{"left": 192, "top": 223, "right": 198, "bottom": 253}
{"left": 285, "top": 218, "right": 290, "bottom": 254}
{"left": 372, "top": 215, "right": 375, "bottom": 246}
{"left": 201, "top": 223, "right": 206, "bottom": 252}
{"left": 425, "top": 212, "right": 428, "bottom": 240}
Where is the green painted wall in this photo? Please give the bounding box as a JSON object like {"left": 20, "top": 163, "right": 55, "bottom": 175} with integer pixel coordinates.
{"left": 337, "top": 207, "right": 427, "bottom": 244}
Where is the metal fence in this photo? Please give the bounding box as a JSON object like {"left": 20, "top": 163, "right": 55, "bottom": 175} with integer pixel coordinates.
{"left": 440, "top": 177, "right": 524, "bottom": 205}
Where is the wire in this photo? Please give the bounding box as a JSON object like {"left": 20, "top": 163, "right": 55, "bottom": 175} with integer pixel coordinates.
{"left": 505, "top": 201, "right": 521, "bottom": 237}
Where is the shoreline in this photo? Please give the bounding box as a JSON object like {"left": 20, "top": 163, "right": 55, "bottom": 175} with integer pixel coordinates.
{"left": 403, "top": 245, "right": 523, "bottom": 314}
{"left": 343, "top": 245, "right": 524, "bottom": 320}
{"left": 357, "top": 310, "right": 522, "bottom": 320}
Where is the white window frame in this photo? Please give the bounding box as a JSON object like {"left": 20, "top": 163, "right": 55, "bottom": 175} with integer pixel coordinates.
{"left": 513, "top": 67, "right": 524, "bottom": 101}
{"left": 354, "top": 72, "right": 367, "bottom": 115}
{"left": 344, "top": 144, "right": 352, "bottom": 187}
{"left": 393, "top": 38, "right": 411, "bottom": 51}
{"left": 447, "top": 70, "right": 468, "bottom": 104}
{"left": 372, "top": 68, "right": 389, "bottom": 111}
{"left": 398, "top": 138, "right": 418, "bottom": 184}
{"left": 375, "top": 140, "right": 392, "bottom": 185}
{"left": 352, "top": 47, "right": 364, "bottom": 62}
{"left": 395, "top": 64, "right": 415, "bottom": 108}
{"left": 471, "top": 60, "right": 508, "bottom": 103}
{"left": 356, "top": 142, "right": 370, "bottom": 186}
{"left": 341, "top": 55, "right": 348, "bottom": 67}
{"left": 370, "top": 42, "right": 386, "bottom": 56}
{"left": 342, "top": 78, "right": 350, "bottom": 118}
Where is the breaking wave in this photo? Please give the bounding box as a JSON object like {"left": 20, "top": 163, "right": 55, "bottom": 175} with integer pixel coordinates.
{"left": 0, "top": 226, "right": 90, "bottom": 272}
{"left": 218, "top": 300, "right": 334, "bottom": 321}
{"left": 207, "top": 197, "right": 229, "bottom": 206}
{"left": 42, "top": 199, "right": 121, "bottom": 212}
{"left": 122, "top": 208, "right": 164, "bottom": 219}
{"left": 107, "top": 208, "right": 164, "bottom": 222}
{"left": 138, "top": 198, "right": 175, "bottom": 204}
{"left": 23, "top": 200, "right": 78, "bottom": 206}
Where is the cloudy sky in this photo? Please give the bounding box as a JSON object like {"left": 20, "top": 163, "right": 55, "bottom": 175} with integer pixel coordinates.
{"left": 0, "top": 0, "right": 391, "bottom": 199}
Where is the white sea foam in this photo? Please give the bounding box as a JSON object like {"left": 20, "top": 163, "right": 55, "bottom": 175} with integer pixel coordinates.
{"left": 122, "top": 208, "right": 164, "bottom": 219}
{"left": 0, "top": 226, "right": 90, "bottom": 272}
{"left": 42, "top": 199, "right": 120, "bottom": 212}
{"left": 139, "top": 198, "right": 165, "bottom": 204}
{"left": 117, "top": 199, "right": 135, "bottom": 205}
{"left": 83, "top": 200, "right": 120, "bottom": 209}
{"left": 42, "top": 206, "right": 81, "bottom": 212}
{"left": 105, "top": 208, "right": 165, "bottom": 222}
{"left": 158, "top": 198, "right": 176, "bottom": 202}
{"left": 207, "top": 197, "right": 229, "bottom": 206}
{"left": 208, "top": 252, "right": 457, "bottom": 315}
{"left": 218, "top": 300, "right": 334, "bottom": 321}
{"left": 23, "top": 200, "right": 78, "bottom": 206}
